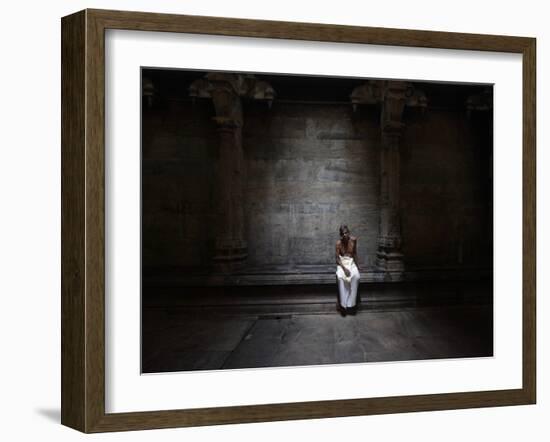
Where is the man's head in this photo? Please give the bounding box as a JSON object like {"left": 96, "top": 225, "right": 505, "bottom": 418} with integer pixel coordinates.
{"left": 339, "top": 224, "right": 350, "bottom": 241}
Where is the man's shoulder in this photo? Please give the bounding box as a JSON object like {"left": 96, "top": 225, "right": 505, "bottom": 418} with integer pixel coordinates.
{"left": 336, "top": 239, "right": 342, "bottom": 246}
{"left": 351, "top": 236, "right": 358, "bottom": 241}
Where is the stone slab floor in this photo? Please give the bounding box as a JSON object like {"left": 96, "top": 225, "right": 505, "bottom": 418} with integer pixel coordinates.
{"left": 142, "top": 304, "right": 493, "bottom": 373}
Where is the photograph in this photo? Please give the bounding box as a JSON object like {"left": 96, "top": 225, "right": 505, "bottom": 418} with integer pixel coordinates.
{"left": 140, "top": 68, "right": 494, "bottom": 373}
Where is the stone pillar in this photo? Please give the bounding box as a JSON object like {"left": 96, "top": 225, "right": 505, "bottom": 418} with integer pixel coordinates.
{"left": 190, "top": 73, "right": 275, "bottom": 270}
{"left": 212, "top": 115, "right": 248, "bottom": 264}
{"left": 351, "top": 80, "right": 426, "bottom": 278}
{"left": 376, "top": 82, "right": 408, "bottom": 273}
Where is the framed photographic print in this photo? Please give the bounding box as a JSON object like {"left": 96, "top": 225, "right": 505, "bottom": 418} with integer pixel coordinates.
{"left": 61, "top": 9, "right": 536, "bottom": 433}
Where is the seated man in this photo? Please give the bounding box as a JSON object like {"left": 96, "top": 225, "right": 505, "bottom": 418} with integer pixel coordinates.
{"left": 335, "top": 224, "right": 361, "bottom": 316}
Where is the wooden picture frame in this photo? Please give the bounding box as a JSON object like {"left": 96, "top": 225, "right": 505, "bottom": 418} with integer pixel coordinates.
{"left": 61, "top": 8, "right": 536, "bottom": 433}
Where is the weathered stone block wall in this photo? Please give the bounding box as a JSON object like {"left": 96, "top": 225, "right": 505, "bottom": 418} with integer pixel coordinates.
{"left": 243, "top": 102, "right": 380, "bottom": 269}
{"left": 142, "top": 101, "right": 218, "bottom": 268}
{"left": 142, "top": 98, "right": 492, "bottom": 274}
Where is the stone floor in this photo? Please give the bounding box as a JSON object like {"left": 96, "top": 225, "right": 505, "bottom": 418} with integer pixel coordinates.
{"left": 142, "top": 302, "right": 493, "bottom": 373}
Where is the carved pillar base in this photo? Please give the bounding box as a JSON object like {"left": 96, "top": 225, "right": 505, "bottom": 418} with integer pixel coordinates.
{"left": 376, "top": 252, "right": 405, "bottom": 273}
{"left": 375, "top": 235, "right": 405, "bottom": 274}
{"left": 212, "top": 239, "right": 248, "bottom": 273}
{"left": 213, "top": 239, "right": 248, "bottom": 262}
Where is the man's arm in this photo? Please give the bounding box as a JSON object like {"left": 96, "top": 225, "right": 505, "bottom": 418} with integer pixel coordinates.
{"left": 335, "top": 242, "right": 343, "bottom": 267}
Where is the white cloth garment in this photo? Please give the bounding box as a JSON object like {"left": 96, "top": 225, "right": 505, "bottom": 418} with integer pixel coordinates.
{"left": 336, "top": 255, "right": 360, "bottom": 308}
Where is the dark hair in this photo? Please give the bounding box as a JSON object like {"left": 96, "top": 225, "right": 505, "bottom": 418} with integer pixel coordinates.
{"left": 339, "top": 224, "right": 349, "bottom": 236}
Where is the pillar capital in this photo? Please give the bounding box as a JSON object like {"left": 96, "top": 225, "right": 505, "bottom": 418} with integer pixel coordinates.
{"left": 350, "top": 80, "right": 427, "bottom": 121}
{"left": 190, "top": 73, "right": 276, "bottom": 124}
{"left": 466, "top": 87, "right": 492, "bottom": 118}
{"left": 142, "top": 76, "right": 157, "bottom": 109}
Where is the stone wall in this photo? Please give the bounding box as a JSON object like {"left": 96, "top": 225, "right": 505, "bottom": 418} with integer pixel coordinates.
{"left": 142, "top": 100, "right": 382, "bottom": 271}
{"left": 141, "top": 76, "right": 492, "bottom": 281}
{"left": 243, "top": 102, "right": 380, "bottom": 269}
{"left": 142, "top": 100, "right": 218, "bottom": 268}
{"left": 400, "top": 110, "right": 492, "bottom": 269}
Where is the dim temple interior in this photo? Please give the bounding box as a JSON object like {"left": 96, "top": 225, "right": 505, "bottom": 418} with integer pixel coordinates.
{"left": 141, "top": 68, "right": 493, "bottom": 373}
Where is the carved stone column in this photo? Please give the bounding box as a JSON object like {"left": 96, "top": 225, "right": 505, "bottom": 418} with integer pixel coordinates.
{"left": 190, "top": 73, "right": 275, "bottom": 269}
{"left": 212, "top": 115, "right": 248, "bottom": 264}
{"left": 376, "top": 82, "right": 408, "bottom": 273}
{"left": 351, "top": 80, "right": 426, "bottom": 278}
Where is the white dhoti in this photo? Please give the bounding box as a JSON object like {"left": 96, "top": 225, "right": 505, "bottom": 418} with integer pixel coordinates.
{"left": 336, "top": 256, "right": 360, "bottom": 308}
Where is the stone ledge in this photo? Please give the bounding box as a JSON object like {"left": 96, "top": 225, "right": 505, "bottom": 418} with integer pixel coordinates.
{"left": 142, "top": 280, "right": 492, "bottom": 313}
{"left": 143, "top": 266, "right": 492, "bottom": 287}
